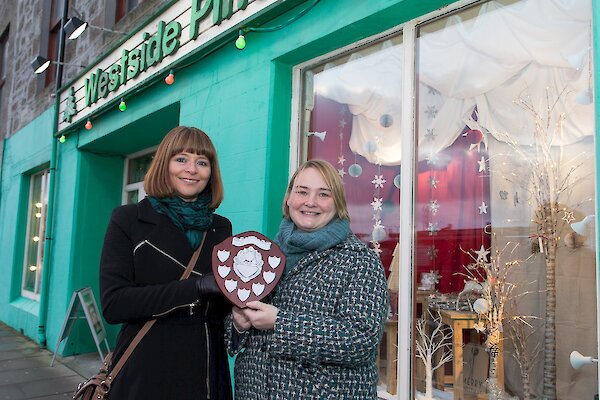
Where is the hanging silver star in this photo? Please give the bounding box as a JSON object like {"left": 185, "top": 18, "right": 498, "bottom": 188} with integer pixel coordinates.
{"left": 338, "top": 155, "right": 346, "bottom": 166}
{"left": 478, "top": 156, "right": 487, "bottom": 173}
{"left": 562, "top": 210, "right": 575, "bottom": 224}
{"left": 474, "top": 245, "right": 490, "bottom": 263}
{"left": 337, "top": 168, "right": 346, "bottom": 178}
{"left": 479, "top": 201, "right": 488, "bottom": 214}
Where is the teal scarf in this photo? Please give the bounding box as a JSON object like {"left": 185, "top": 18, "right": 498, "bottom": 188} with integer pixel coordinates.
{"left": 148, "top": 192, "right": 213, "bottom": 249}
{"left": 275, "top": 217, "right": 351, "bottom": 275}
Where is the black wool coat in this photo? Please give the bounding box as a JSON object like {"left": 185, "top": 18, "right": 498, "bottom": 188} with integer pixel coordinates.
{"left": 100, "top": 198, "right": 232, "bottom": 400}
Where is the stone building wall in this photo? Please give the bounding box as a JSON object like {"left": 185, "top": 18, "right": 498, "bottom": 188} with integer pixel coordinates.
{"left": 0, "top": 0, "right": 169, "bottom": 140}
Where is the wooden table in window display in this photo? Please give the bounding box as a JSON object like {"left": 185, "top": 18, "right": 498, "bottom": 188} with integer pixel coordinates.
{"left": 435, "top": 309, "right": 504, "bottom": 400}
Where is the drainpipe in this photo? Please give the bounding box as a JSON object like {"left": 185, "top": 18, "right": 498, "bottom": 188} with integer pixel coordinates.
{"left": 37, "top": 0, "right": 68, "bottom": 347}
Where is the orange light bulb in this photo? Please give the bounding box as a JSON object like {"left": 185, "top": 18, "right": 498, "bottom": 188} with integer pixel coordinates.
{"left": 85, "top": 120, "right": 92, "bottom": 130}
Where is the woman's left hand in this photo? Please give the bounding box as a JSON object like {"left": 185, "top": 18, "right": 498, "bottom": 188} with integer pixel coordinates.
{"left": 243, "top": 301, "right": 279, "bottom": 330}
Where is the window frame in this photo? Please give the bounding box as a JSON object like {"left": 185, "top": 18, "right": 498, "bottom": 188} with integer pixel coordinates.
{"left": 122, "top": 146, "right": 157, "bottom": 205}
{"left": 21, "top": 169, "right": 50, "bottom": 301}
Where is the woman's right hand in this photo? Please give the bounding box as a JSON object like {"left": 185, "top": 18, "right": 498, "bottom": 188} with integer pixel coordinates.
{"left": 232, "top": 306, "right": 252, "bottom": 332}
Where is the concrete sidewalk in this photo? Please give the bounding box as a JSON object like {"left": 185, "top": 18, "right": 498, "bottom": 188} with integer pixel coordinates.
{"left": 0, "top": 322, "right": 101, "bottom": 400}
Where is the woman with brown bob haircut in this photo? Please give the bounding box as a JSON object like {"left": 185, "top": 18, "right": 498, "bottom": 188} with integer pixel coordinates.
{"left": 145, "top": 126, "right": 224, "bottom": 209}
{"left": 100, "top": 126, "right": 233, "bottom": 399}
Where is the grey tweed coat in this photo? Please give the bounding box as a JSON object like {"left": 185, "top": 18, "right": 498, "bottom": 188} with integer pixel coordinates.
{"left": 226, "top": 234, "right": 389, "bottom": 400}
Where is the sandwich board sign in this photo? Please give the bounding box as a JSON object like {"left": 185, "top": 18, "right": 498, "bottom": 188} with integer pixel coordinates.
{"left": 51, "top": 287, "right": 110, "bottom": 365}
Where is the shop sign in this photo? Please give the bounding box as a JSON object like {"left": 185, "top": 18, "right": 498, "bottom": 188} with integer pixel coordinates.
{"left": 58, "top": 0, "right": 281, "bottom": 133}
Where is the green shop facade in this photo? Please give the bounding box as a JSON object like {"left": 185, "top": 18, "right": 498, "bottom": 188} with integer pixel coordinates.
{"left": 1, "top": 0, "right": 600, "bottom": 398}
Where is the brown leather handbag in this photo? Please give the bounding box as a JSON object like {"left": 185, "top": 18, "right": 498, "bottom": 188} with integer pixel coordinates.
{"left": 72, "top": 238, "right": 205, "bottom": 400}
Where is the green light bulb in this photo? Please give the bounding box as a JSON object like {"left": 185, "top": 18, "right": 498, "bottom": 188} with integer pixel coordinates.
{"left": 235, "top": 34, "right": 246, "bottom": 50}
{"left": 119, "top": 100, "right": 127, "bottom": 112}
{"left": 59, "top": 135, "right": 66, "bottom": 143}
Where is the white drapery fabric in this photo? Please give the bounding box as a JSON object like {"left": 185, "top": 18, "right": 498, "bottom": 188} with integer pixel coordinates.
{"left": 314, "top": 0, "right": 593, "bottom": 165}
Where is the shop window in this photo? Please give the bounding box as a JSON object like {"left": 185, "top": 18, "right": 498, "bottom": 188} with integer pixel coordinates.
{"left": 413, "top": 1, "right": 596, "bottom": 400}
{"left": 22, "top": 169, "right": 50, "bottom": 300}
{"left": 298, "top": 0, "right": 595, "bottom": 398}
{"left": 300, "top": 34, "right": 403, "bottom": 397}
{"left": 115, "top": 0, "right": 141, "bottom": 23}
{"left": 123, "top": 148, "right": 155, "bottom": 204}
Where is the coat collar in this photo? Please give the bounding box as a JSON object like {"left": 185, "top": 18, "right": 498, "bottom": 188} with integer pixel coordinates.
{"left": 137, "top": 197, "right": 161, "bottom": 225}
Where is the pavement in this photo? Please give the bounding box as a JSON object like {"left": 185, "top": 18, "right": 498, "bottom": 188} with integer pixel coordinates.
{"left": 0, "top": 322, "right": 101, "bottom": 400}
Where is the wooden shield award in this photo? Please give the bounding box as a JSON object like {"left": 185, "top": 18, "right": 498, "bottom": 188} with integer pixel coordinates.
{"left": 212, "top": 231, "right": 285, "bottom": 308}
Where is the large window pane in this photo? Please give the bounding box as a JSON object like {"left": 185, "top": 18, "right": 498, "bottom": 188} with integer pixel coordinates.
{"left": 415, "top": 1, "right": 596, "bottom": 399}
{"left": 301, "top": 33, "right": 403, "bottom": 397}
{"left": 22, "top": 170, "right": 49, "bottom": 299}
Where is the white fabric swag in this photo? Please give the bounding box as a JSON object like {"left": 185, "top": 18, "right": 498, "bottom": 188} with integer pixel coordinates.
{"left": 314, "top": 0, "right": 593, "bottom": 166}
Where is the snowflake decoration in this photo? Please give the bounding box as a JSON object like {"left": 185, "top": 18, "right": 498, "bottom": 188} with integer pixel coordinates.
{"left": 424, "top": 105, "right": 439, "bottom": 119}
{"left": 425, "top": 128, "right": 437, "bottom": 141}
{"left": 429, "top": 176, "right": 439, "bottom": 189}
{"left": 427, "top": 270, "right": 441, "bottom": 283}
{"left": 499, "top": 190, "right": 508, "bottom": 200}
{"left": 337, "top": 168, "right": 346, "bottom": 178}
{"left": 371, "top": 175, "right": 387, "bottom": 188}
{"left": 427, "top": 246, "right": 439, "bottom": 260}
{"left": 371, "top": 197, "right": 383, "bottom": 211}
{"left": 427, "top": 222, "right": 439, "bottom": 236}
{"left": 373, "top": 219, "right": 385, "bottom": 230}
{"left": 562, "top": 210, "right": 575, "bottom": 224}
{"left": 370, "top": 240, "right": 382, "bottom": 255}
{"left": 428, "top": 200, "right": 440, "bottom": 214}
{"left": 338, "top": 155, "right": 346, "bottom": 166}
{"left": 339, "top": 118, "right": 347, "bottom": 129}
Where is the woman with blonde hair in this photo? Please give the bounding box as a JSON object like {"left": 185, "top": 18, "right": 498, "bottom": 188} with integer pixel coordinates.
{"left": 227, "top": 159, "right": 389, "bottom": 399}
